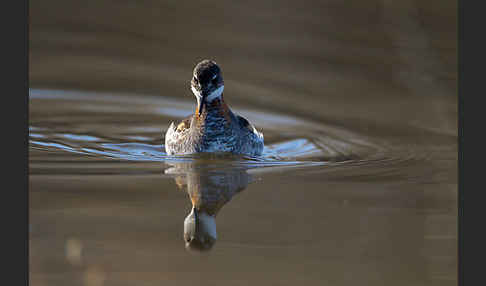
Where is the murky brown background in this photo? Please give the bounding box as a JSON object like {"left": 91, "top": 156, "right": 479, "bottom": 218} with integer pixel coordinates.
{"left": 29, "top": 1, "right": 457, "bottom": 285}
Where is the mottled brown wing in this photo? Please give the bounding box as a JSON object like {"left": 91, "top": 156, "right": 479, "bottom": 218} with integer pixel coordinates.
{"left": 176, "top": 114, "right": 193, "bottom": 132}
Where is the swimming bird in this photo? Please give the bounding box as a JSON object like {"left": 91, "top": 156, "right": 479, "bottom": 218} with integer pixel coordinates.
{"left": 165, "top": 60, "right": 264, "bottom": 156}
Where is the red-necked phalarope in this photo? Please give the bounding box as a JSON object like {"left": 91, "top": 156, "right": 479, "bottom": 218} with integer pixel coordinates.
{"left": 165, "top": 60, "right": 264, "bottom": 156}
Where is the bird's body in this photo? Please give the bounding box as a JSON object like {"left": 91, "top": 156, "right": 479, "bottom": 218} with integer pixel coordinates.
{"left": 165, "top": 60, "right": 264, "bottom": 157}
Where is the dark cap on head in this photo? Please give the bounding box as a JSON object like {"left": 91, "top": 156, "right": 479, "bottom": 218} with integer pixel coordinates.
{"left": 193, "top": 60, "right": 222, "bottom": 85}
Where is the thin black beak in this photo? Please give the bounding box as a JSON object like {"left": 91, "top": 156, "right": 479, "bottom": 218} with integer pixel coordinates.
{"left": 193, "top": 207, "right": 199, "bottom": 232}
{"left": 197, "top": 97, "right": 205, "bottom": 116}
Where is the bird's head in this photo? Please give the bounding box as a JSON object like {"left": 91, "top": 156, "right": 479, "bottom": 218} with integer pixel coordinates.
{"left": 191, "top": 59, "right": 224, "bottom": 116}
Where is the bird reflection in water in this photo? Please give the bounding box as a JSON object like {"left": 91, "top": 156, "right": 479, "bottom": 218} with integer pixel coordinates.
{"left": 164, "top": 156, "right": 252, "bottom": 251}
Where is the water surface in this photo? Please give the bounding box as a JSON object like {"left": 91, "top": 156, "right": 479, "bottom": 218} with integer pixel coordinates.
{"left": 29, "top": 1, "right": 457, "bottom": 285}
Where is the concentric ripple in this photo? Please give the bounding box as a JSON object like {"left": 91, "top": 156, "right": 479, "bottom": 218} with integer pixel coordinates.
{"left": 29, "top": 88, "right": 388, "bottom": 174}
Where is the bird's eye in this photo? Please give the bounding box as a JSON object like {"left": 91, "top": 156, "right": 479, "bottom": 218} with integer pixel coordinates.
{"left": 193, "top": 76, "right": 198, "bottom": 83}
{"left": 212, "top": 76, "right": 218, "bottom": 85}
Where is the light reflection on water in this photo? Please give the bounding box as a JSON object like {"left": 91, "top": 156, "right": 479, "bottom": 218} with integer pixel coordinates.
{"left": 29, "top": 88, "right": 457, "bottom": 284}
{"left": 29, "top": 88, "right": 379, "bottom": 252}
{"left": 29, "top": 88, "right": 378, "bottom": 168}
{"left": 29, "top": 0, "right": 457, "bottom": 282}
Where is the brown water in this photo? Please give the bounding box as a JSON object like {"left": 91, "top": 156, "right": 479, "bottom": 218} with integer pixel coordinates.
{"left": 29, "top": 1, "right": 457, "bottom": 285}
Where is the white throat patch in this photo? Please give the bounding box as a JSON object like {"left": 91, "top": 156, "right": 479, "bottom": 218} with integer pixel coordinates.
{"left": 191, "top": 85, "right": 224, "bottom": 102}
{"left": 191, "top": 86, "right": 201, "bottom": 98}
{"left": 206, "top": 85, "right": 224, "bottom": 102}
